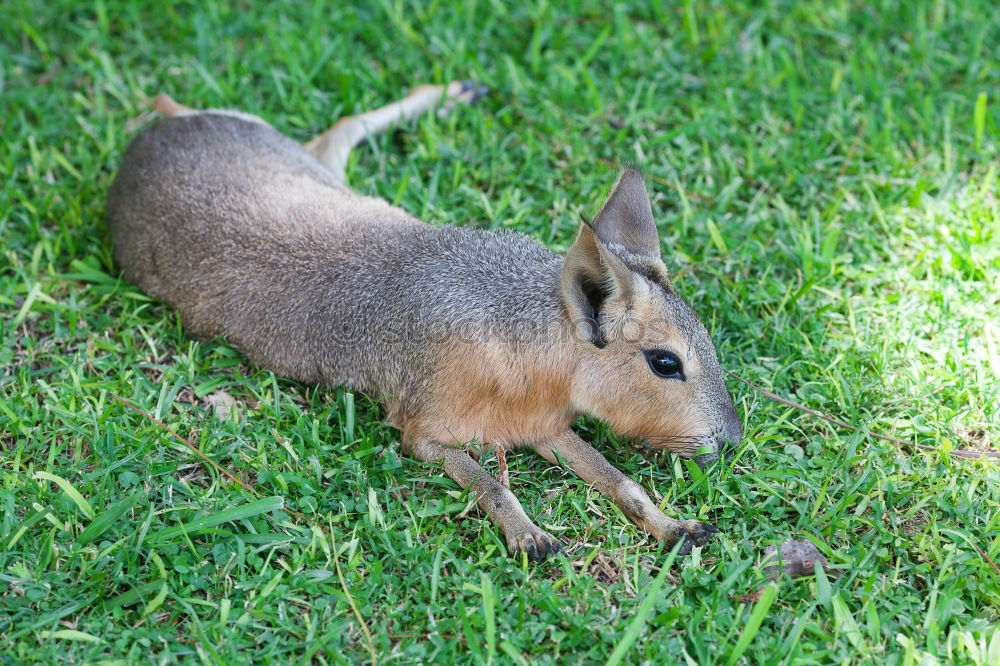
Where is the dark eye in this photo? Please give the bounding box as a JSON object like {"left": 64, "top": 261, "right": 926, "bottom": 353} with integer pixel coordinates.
{"left": 645, "top": 350, "right": 684, "bottom": 380}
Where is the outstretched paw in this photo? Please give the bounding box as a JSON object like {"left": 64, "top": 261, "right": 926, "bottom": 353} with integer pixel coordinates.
{"left": 670, "top": 520, "right": 721, "bottom": 556}
{"left": 438, "top": 80, "right": 490, "bottom": 117}
{"left": 507, "top": 527, "right": 565, "bottom": 562}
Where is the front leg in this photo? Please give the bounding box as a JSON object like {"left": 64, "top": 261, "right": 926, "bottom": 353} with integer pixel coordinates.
{"left": 407, "top": 439, "right": 564, "bottom": 561}
{"left": 533, "top": 431, "right": 718, "bottom": 554}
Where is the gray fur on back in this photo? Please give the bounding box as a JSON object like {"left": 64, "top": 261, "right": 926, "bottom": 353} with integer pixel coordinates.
{"left": 107, "top": 113, "right": 563, "bottom": 403}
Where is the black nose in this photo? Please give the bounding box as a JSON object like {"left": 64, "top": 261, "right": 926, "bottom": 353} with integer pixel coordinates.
{"left": 716, "top": 434, "right": 738, "bottom": 461}
{"left": 696, "top": 409, "right": 743, "bottom": 469}
{"left": 702, "top": 416, "right": 742, "bottom": 467}
{"left": 721, "top": 406, "right": 743, "bottom": 460}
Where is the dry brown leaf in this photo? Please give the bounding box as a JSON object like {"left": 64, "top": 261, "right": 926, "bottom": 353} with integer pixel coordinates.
{"left": 203, "top": 390, "right": 238, "bottom": 421}
{"left": 762, "top": 539, "right": 830, "bottom": 579}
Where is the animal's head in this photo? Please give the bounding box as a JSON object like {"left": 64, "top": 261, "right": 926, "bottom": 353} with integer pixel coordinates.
{"left": 560, "top": 169, "right": 742, "bottom": 463}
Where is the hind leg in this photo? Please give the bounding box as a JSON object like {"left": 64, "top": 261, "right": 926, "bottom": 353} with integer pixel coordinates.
{"left": 304, "top": 80, "right": 488, "bottom": 183}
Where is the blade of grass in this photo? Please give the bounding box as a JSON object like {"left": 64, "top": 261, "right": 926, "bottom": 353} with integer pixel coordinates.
{"left": 605, "top": 542, "right": 682, "bottom": 666}
{"left": 726, "top": 583, "right": 779, "bottom": 665}
{"left": 33, "top": 471, "right": 95, "bottom": 519}
{"left": 149, "top": 496, "right": 284, "bottom": 542}
{"left": 76, "top": 493, "right": 140, "bottom": 543}
{"left": 973, "top": 92, "right": 987, "bottom": 152}
{"left": 481, "top": 572, "right": 497, "bottom": 665}
{"left": 329, "top": 522, "right": 378, "bottom": 666}
{"left": 37, "top": 630, "right": 102, "bottom": 643}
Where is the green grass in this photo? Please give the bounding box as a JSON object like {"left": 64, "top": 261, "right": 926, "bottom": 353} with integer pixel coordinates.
{"left": 2, "top": 0, "right": 999, "bottom": 663}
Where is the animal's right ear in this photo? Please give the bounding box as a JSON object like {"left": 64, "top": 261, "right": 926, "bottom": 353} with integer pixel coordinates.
{"left": 592, "top": 169, "right": 660, "bottom": 259}
{"left": 560, "top": 222, "right": 634, "bottom": 347}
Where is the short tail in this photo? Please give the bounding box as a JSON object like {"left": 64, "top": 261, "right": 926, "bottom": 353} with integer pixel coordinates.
{"left": 152, "top": 93, "right": 193, "bottom": 117}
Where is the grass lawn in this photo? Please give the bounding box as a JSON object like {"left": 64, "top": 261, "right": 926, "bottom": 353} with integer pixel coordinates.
{"left": 2, "top": 0, "right": 999, "bottom": 663}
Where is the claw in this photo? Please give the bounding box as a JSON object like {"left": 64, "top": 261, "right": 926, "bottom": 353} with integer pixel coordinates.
{"left": 507, "top": 527, "right": 564, "bottom": 562}
{"left": 458, "top": 80, "right": 490, "bottom": 101}
{"left": 670, "top": 520, "right": 720, "bottom": 555}
{"left": 549, "top": 542, "right": 567, "bottom": 556}
{"left": 438, "top": 80, "right": 489, "bottom": 118}
{"left": 468, "top": 85, "right": 489, "bottom": 103}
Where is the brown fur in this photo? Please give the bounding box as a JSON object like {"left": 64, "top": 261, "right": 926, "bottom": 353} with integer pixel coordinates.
{"left": 404, "top": 338, "right": 577, "bottom": 465}
{"left": 106, "top": 84, "right": 742, "bottom": 560}
{"left": 152, "top": 93, "right": 191, "bottom": 117}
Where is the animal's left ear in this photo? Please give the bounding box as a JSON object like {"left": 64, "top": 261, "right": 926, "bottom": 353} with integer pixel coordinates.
{"left": 592, "top": 169, "right": 660, "bottom": 259}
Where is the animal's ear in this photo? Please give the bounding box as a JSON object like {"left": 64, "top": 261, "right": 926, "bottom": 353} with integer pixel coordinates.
{"left": 592, "top": 169, "right": 660, "bottom": 258}
{"left": 560, "top": 221, "right": 635, "bottom": 346}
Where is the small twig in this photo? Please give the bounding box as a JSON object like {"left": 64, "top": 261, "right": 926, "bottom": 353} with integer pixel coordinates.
{"left": 970, "top": 541, "right": 1000, "bottom": 579}
{"left": 725, "top": 371, "right": 1000, "bottom": 460}
{"left": 496, "top": 448, "right": 510, "bottom": 489}
{"left": 645, "top": 171, "right": 715, "bottom": 205}
{"left": 111, "top": 394, "right": 252, "bottom": 490}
